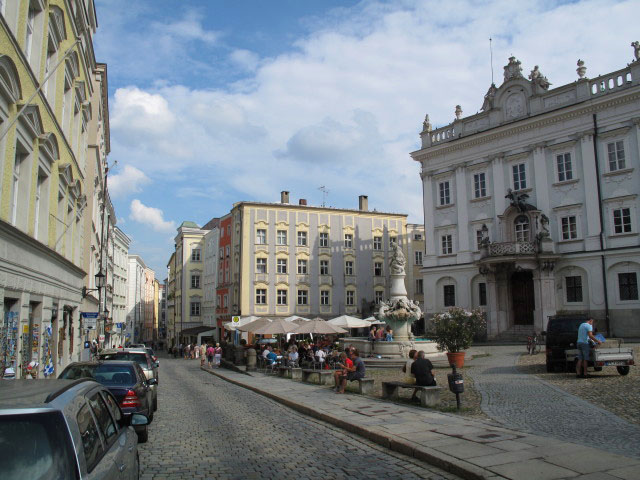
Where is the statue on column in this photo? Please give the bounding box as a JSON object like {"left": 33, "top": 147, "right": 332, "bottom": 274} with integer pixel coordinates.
{"left": 632, "top": 41, "right": 640, "bottom": 62}
{"left": 389, "top": 242, "right": 406, "bottom": 275}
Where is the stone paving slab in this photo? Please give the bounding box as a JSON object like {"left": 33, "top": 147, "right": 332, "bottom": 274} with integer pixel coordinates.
{"left": 202, "top": 365, "right": 640, "bottom": 480}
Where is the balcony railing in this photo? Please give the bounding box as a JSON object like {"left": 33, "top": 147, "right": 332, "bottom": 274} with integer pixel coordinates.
{"left": 486, "top": 241, "right": 536, "bottom": 256}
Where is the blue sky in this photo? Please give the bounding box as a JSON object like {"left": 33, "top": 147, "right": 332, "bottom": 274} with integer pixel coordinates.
{"left": 93, "top": 0, "right": 639, "bottom": 277}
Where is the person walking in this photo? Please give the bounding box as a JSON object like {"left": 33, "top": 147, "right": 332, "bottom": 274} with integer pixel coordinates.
{"left": 206, "top": 344, "right": 215, "bottom": 368}
{"left": 214, "top": 343, "right": 222, "bottom": 368}
{"left": 576, "top": 318, "right": 602, "bottom": 378}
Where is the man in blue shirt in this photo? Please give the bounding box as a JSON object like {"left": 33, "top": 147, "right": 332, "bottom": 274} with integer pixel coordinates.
{"left": 576, "top": 318, "right": 602, "bottom": 378}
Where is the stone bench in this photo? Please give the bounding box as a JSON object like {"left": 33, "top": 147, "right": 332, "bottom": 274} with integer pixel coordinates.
{"left": 278, "top": 366, "right": 302, "bottom": 380}
{"left": 302, "top": 369, "right": 333, "bottom": 385}
{"left": 354, "top": 377, "right": 374, "bottom": 395}
{"left": 381, "top": 381, "right": 442, "bottom": 407}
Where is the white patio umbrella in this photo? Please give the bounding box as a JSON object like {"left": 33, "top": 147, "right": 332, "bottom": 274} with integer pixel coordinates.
{"left": 328, "top": 315, "right": 372, "bottom": 329}
{"left": 223, "top": 315, "right": 260, "bottom": 331}
{"left": 293, "top": 318, "right": 347, "bottom": 335}
{"left": 253, "top": 319, "right": 299, "bottom": 335}
{"left": 282, "top": 315, "right": 311, "bottom": 323}
{"left": 237, "top": 317, "right": 272, "bottom": 333}
{"left": 363, "top": 316, "right": 386, "bottom": 326}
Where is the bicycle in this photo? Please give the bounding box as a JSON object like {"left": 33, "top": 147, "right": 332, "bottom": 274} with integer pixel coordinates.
{"left": 526, "top": 332, "right": 542, "bottom": 355}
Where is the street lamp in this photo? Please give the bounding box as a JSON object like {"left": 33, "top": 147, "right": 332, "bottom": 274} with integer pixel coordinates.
{"left": 82, "top": 271, "right": 105, "bottom": 298}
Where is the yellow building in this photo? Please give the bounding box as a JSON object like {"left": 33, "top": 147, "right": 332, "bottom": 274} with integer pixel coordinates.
{"left": 166, "top": 251, "right": 176, "bottom": 348}
{"left": 232, "top": 192, "right": 413, "bottom": 320}
{"left": 0, "top": 1, "right": 106, "bottom": 378}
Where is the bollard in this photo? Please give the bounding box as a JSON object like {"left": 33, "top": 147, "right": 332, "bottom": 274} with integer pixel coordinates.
{"left": 246, "top": 348, "right": 257, "bottom": 371}
{"left": 447, "top": 364, "right": 464, "bottom": 411}
{"left": 234, "top": 345, "right": 245, "bottom": 365}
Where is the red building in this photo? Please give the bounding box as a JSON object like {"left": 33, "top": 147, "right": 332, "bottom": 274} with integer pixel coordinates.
{"left": 216, "top": 214, "right": 233, "bottom": 337}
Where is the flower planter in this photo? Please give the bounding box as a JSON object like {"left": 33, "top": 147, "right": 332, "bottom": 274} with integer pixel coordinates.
{"left": 446, "top": 351, "right": 466, "bottom": 368}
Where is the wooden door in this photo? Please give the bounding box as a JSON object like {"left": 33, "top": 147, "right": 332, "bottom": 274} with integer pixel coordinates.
{"left": 511, "top": 271, "right": 534, "bottom": 325}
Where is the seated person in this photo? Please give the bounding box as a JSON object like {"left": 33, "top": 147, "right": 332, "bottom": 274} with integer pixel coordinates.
{"left": 261, "top": 346, "right": 271, "bottom": 359}
{"left": 316, "top": 347, "right": 327, "bottom": 365}
{"left": 410, "top": 351, "right": 436, "bottom": 401}
{"left": 266, "top": 349, "right": 278, "bottom": 365}
{"left": 288, "top": 347, "right": 299, "bottom": 366}
{"left": 385, "top": 327, "right": 393, "bottom": 342}
{"left": 335, "top": 349, "right": 365, "bottom": 393}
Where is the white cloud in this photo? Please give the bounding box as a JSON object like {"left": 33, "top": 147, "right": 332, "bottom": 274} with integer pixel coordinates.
{"left": 230, "top": 49, "right": 260, "bottom": 71}
{"left": 109, "top": 165, "right": 151, "bottom": 198}
{"left": 129, "top": 199, "right": 175, "bottom": 232}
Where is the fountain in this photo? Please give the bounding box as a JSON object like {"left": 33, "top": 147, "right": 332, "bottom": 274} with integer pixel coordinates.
{"left": 340, "top": 243, "right": 439, "bottom": 359}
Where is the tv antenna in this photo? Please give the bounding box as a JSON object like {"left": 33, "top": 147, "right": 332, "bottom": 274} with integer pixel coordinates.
{"left": 318, "top": 186, "right": 329, "bottom": 207}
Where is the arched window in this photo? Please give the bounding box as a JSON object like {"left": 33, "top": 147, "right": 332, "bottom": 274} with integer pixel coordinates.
{"left": 514, "top": 215, "right": 530, "bottom": 242}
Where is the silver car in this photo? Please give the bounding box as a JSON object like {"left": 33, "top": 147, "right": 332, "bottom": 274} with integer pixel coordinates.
{"left": 0, "top": 378, "right": 148, "bottom": 479}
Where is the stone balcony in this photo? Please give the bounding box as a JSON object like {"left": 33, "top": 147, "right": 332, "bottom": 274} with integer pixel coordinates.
{"left": 483, "top": 241, "right": 537, "bottom": 258}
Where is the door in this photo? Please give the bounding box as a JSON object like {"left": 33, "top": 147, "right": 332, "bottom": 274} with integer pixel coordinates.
{"left": 511, "top": 271, "right": 534, "bottom": 325}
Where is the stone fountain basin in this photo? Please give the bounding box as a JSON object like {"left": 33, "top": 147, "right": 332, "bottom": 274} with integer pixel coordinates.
{"left": 339, "top": 337, "right": 440, "bottom": 359}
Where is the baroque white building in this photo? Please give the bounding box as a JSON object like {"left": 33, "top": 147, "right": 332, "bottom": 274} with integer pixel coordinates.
{"left": 109, "top": 226, "right": 129, "bottom": 347}
{"left": 202, "top": 219, "right": 220, "bottom": 333}
{"left": 412, "top": 48, "right": 640, "bottom": 338}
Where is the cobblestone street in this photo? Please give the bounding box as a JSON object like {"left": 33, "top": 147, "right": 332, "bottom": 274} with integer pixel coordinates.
{"left": 139, "top": 357, "right": 460, "bottom": 480}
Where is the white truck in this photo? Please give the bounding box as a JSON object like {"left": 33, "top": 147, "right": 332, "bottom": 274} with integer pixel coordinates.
{"left": 565, "top": 342, "right": 635, "bottom": 376}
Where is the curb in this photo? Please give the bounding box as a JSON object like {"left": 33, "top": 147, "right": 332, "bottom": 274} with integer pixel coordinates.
{"left": 200, "top": 366, "right": 500, "bottom": 480}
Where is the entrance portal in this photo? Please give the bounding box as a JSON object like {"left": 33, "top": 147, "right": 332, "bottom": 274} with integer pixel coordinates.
{"left": 511, "top": 271, "right": 534, "bottom": 325}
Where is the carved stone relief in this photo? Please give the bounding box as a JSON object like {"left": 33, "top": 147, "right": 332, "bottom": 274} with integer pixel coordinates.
{"left": 505, "top": 93, "right": 526, "bottom": 119}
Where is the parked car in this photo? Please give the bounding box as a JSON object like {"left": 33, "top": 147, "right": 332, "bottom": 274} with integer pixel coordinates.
{"left": 59, "top": 360, "right": 155, "bottom": 442}
{"left": 544, "top": 314, "right": 588, "bottom": 372}
{"left": 0, "top": 378, "right": 148, "bottom": 479}
{"left": 98, "top": 350, "right": 158, "bottom": 411}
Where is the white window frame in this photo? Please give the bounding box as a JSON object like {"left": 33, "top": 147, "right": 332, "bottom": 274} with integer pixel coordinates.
{"left": 612, "top": 207, "right": 633, "bottom": 235}
{"left": 320, "top": 260, "right": 329, "bottom": 275}
{"left": 191, "top": 248, "right": 201, "bottom": 261}
{"left": 374, "top": 290, "right": 384, "bottom": 304}
{"left": 255, "top": 288, "right": 267, "bottom": 305}
{"left": 414, "top": 251, "right": 423, "bottom": 265}
{"left": 320, "top": 290, "right": 330, "bottom": 306}
{"left": 441, "top": 234, "right": 453, "bottom": 255}
{"left": 473, "top": 172, "right": 486, "bottom": 199}
{"left": 276, "top": 289, "right": 288, "bottom": 305}
{"left": 565, "top": 275, "right": 583, "bottom": 303}
{"left": 345, "top": 260, "right": 354, "bottom": 276}
{"left": 297, "top": 259, "right": 307, "bottom": 274}
{"left": 607, "top": 140, "right": 626, "bottom": 172}
{"left": 276, "top": 229, "right": 287, "bottom": 245}
{"left": 191, "top": 275, "right": 201, "bottom": 288}
{"left": 190, "top": 302, "right": 201, "bottom": 316}
{"left": 319, "top": 232, "right": 329, "bottom": 247}
{"left": 512, "top": 163, "right": 527, "bottom": 191}
{"left": 374, "top": 262, "right": 383, "bottom": 276}
{"left": 344, "top": 233, "right": 353, "bottom": 248}
{"left": 256, "top": 258, "right": 267, "bottom": 274}
{"left": 297, "top": 289, "right": 308, "bottom": 305}
{"left": 438, "top": 180, "right": 451, "bottom": 206}
{"left": 297, "top": 231, "right": 307, "bottom": 246}
{"left": 560, "top": 215, "right": 579, "bottom": 241}
{"left": 373, "top": 236, "right": 382, "bottom": 250}
{"left": 514, "top": 215, "right": 530, "bottom": 242}
{"left": 346, "top": 290, "right": 355, "bottom": 306}
{"left": 556, "top": 152, "right": 573, "bottom": 182}
{"left": 276, "top": 258, "right": 287, "bottom": 274}
{"left": 256, "top": 229, "right": 266, "bottom": 245}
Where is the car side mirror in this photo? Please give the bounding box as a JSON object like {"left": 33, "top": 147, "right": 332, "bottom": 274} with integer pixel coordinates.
{"left": 148, "top": 378, "right": 158, "bottom": 386}
{"left": 131, "top": 413, "right": 149, "bottom": 426}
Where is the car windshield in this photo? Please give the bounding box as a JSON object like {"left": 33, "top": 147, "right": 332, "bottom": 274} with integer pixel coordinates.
{"left": 60, "top": 364, "right": 137, "bottom": 385}
{"left": 99, "top": 353, "right": 149, "bottom": 369}
{"left": 0, "top": 412, "right": 78, "bottom": 480}
{"left": 548, "top": 318, "right": 584, "bottom": 334}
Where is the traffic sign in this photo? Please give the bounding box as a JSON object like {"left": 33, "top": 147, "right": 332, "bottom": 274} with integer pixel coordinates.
{"left": 232, "top": 316, "right": 240, "bottom": 323}
{"left": 81, "top": 312, "right": 99, "bottom": 319}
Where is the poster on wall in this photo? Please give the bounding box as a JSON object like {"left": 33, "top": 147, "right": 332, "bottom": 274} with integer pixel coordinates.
{"left": 1, "top": 312, "right": 19, "bottom": 378}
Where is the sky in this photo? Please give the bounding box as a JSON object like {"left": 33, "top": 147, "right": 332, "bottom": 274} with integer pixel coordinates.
{"left": 93, "top": 0, "right": 639, "bottom": 278}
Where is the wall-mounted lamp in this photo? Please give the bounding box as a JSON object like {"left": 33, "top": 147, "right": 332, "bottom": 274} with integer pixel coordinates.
{"left": 82, "top": 271, "right": 105, "bottom": 298}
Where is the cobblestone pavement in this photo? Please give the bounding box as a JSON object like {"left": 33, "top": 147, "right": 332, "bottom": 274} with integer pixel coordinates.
{"left": 467, "top": 346, "right": 640, "bottom": 459}
{"left": 139, "top": 357, "right": 461, "bottom": 480}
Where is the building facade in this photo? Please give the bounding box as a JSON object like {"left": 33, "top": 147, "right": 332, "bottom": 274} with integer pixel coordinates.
{"left": 0, "top": 1, "right": 109, "bottom": 378}
{"left": 233, "top": 192, "right": 410, "bottom": 321}
{"left": 110, "top": 226, "right": 129, "bottom": 347}
{"left": 126, "top": 255, "right": 145, "bottom": 343}
{"left": 142, "top": 266, "right": 155, "bottom": 342}
{"left": 215, "top": 214, "right": 233, "bottom": 333}
{"left": 412, "top": 50, "right": 640, "bottom": 338}
{"left": 202, "top": 219, "right": 219, "bottom": 335}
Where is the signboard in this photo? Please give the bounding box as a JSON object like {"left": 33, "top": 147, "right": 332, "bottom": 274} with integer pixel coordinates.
{"left": 81, "top": 312, "right": 99, "bottom": 330}
{"left": 232, "top": 316, "right": 240, "bottom": 324}
{"left": 99, "top": 334, "right": 105, "bottom": 343}
{"left": 81, "top": 312, "right": 100, "bottom": 319}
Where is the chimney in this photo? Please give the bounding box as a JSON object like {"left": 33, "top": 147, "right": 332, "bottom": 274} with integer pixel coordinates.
{"left": 281, "top": 191, "right": 289, "bottom": 204}
{"left": 299, "top": 199, "right": 307, "bottom": 206}
{"left": 359, "top": 195, "right": 368, "bottom": 211}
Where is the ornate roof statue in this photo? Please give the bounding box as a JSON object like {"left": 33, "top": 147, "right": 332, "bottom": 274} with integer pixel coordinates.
{"left": 528, "top": 65, "right": 551, "bottom": 91}
{"left": 422, "top": 114, "right": 432, "bottom": 132}
{"left": 455, "top": 105, "right": 462, "bottom": 120}
{"left": 505, "top": 188, "right": 535, "bottom": 213}
{"left": 389, "top": 242, "right": 406, "bottom": 275}
{"left": 481, "top": 83, "right": 498, "bottom": 112}
{"left": 576, "top": 59, "right": 587, "bottom": 79}
{"left": 503, "top": 56, "right": 524, "bottom": 83}
{"left": 632, "top": 41, "right": 640, "bottom": 62}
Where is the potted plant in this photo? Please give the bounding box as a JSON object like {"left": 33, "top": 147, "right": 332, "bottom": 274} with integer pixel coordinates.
{"left": 429, "top": 307, "right": 485, "bottom": 367}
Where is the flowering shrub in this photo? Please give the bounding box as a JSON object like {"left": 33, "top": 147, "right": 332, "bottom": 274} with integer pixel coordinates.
{"left": 429, "top": 307, "right": 486, "bottom": 353}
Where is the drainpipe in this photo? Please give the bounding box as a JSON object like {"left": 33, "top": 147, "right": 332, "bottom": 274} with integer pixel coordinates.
{"left": 592, "top": 114, "right": 611, "bottom": 336}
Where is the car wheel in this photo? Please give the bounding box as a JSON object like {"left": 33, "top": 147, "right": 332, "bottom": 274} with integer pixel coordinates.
{"left": 617, "top": 366, "right": 630, "bottom": 376}
{"left": 136, "top": 425, "right": 148, "bottom": 443}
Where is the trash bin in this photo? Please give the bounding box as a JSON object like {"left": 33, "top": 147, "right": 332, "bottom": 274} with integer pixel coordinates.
{"left": 447, "top": 371, "right": 464, "bottom": 394}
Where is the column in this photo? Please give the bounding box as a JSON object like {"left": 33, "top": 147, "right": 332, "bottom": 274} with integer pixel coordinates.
{"left": 491, "top": 156, "right": 506, "bottom": 241}
{"left": 580, "top": 133, "right": 602, "bottom": 250}
{"left": 455, "top": 166, "right": 472, "bottom": 263}
{"left": 422, "top": 171, "right": 437, "bottom": 263}
{"left": 532, "top": 145, "right": 550, "bottom": 214}
{"left": 485, "top": 271, "right": 499, "bottom": 339}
